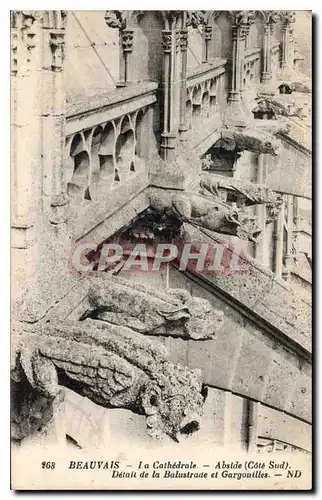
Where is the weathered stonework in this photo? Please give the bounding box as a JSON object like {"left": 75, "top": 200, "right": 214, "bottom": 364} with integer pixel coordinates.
{"left": 10, "top": 10, "right": 312, "bottom": 458}
{"left": 104, "top": 10, "right": 127, "bottom": 30}
{"left": 10, "top": 11, "right": 40, "bottom": 76}
{"left": 186, "top": 11, "right": 208, "bottom": 28}
{"left": 254, "top": 95, "right": 304, "bottom": 119}
{"left": 150, "top": 190, "right": 262, "bottom": 242}
{"left": 200, "top": 174, "right": 283, "bottom": 222}
{"left": 81, "top": 276, "right": 224, "bottom": 340}
{"left": 212, "top": 129, "right": 280, "bottom": 157}
{"left": 11, "top": 320, "right": 206, "bottom": 442}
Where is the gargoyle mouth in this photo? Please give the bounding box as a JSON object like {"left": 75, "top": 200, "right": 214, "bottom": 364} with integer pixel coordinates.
{"left": 180, "top": 420, "right": 200, "bottom": 435}
{"left": 250, "top": 229, "right": 262, "bottom": 243}
{"left": 171, "top": 417, "right": 201, "bottom": 443}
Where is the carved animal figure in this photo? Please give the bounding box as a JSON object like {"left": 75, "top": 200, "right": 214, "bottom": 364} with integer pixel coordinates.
{"left": 257, "top": 96, "right": 304, "bottom": 120}
{"left": 150, "top": 191, "right": 262, "bottom": 242}
{"left": 200, "top": 174, "right": 283, "bottom": 222}
{"left": 289, "top": 81, "right": 311, "bottom": 94}
{"left": 11, "top": 320, "right": 206, "bottom": 443}
{"left": 81, "top": 276, "right": 224, "bottom": 340}
{"left": 212, "top": 128, "right": 280, "bottom": 156}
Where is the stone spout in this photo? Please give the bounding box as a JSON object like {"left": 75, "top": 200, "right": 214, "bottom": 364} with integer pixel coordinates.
{"left": 150, "top": 191, "right": 262, "bottom": 243}
{"left": 81, "top": 276, "right": 224, "bottom": 341}
{"left": 11, "top": 320, "right": 206, "bottom": 442}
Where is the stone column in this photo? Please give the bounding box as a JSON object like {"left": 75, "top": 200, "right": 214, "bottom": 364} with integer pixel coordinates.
{"left": 255, "top": 155, "right": 266, "bottom": 262}
{"left": 11, "top": 11, "right": 70, "bottom": 317}
{"left": 160, "top": 25, "right": 181, "bottom": 161}
{"left": 178, "top": 28, "right": 189, "bottom": 139}
{"left": 292, "top": 195, "right": 300, "bottom": 261}
{"left": 274, "top": 195, "right": 285, "bottom": 278}
{"left": 42, "top": 11, "right": 69, "bottom": 228}
{"left": 260, "top": 12, "right": 278, "bottom": 83}
{"left": 261, "top": 24, "right": 273, "bottom": 83}
{"left": 283, "top": 194, "right": 294, "bottom": 281}
{"left": 119, "top": 29, "right": 134, "bottom": 85}
{"left": 280, "top": 12, "right": 296, "bottom": 69}
{"left": 288, "top": 27, "right": 296, "bottom": 68}
{"left": 11, "top": 11, "right": 43, "bottom": 251}
{"left": 104, "top": 11, "right": 134, "bottom": 87}
{"left": 281, "top": 25, "right": 288, "bottom": 69}
{"left": 224, "top": 11, "right": 254, "bottom": 128}
{"left": 268, "top": 22, "right": 276, "bottom": 77}
{"left": 202, "top": 25, "right": 212, "bottom": 63}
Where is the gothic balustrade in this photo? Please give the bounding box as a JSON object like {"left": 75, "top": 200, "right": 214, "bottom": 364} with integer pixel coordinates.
{"left": 64, "top": 83, "right": 157, "bottom": 236}
{"left": 64, "top": 82, "right": 158, "bottom": 238}
{"left": 185, "top": 58, "right": 226, "bottom": 132}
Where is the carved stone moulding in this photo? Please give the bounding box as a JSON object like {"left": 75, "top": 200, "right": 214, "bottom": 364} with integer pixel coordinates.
{"left": 186, "top": 11, "right": 208, "bottom": 28}
{"left": 117, "top": 207, "right": 183, "bottom": 242}
{"left": 49, "top": 30, "right": 65, "bottom": 71}
{"left": 104, "top": 10, "right": 127, "bottom": 30}
{"left": 121, "top": 29, "right": 134, "bottom": 52}
{"left": 279, "top": 10, "right": 296, "bottom": 25}
{"left": 11, "top": 10, "right": 39, "bottom": 76}
{"left": 11, "top": 10, "right": 67, "bottom": 76}
{"left": 180, "top": 30, "right": 189, "bottom": 51}
{"left": 162, "top": 30, "right": 173, "bottom": 53}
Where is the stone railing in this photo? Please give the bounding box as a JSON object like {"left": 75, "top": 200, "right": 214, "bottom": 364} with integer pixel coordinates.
{"left": 185, "top": 58, "right": 226, "bottom": 132}
{"left": 64, "top": 82, "right": 158, "bottom": 239}
{"left": 243, "top": 47, "right": 261, "bottom": 87}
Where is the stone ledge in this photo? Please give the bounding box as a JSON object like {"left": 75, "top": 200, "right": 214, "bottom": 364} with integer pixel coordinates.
{"left": 186, "top": 61, "right": 226, "bottom": 90}
{"left": 66, "top": 81, "right": 159, "bottom": 118}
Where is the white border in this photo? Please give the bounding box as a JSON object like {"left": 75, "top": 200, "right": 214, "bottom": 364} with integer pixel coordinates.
{"left": 2, "top": 3, "right": 318, "bottom": 498}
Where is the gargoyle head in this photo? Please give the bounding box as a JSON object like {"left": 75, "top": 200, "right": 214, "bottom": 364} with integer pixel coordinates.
{"left": 261, "top": 139, "right": 280, "bottom": 156}
{"left": 226, "top": 211, "right": 262, "bottom": 243}
{"left": 182, "top": 295, "right": 224, "bottom": 340}
{"left": 140, "top": 365, "right": 205, "bottom": 442}
{"left": 162, "top": 289, "right": 224, "bottom": 340}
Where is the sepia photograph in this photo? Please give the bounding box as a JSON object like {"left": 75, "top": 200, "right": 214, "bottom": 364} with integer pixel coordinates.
{"left": 10, "top": 8, "right": 312, "bottom": 490}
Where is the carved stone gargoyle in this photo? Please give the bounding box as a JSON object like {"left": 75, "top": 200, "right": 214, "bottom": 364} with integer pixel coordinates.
{"left": 11, "top": 320, "right": 207, "bottom": 443}
{"left": 252, "top": 98, "right": 278, "bottom": 120}
{"left": 150, "top": 191, "right": 262, "bottom": 242}
{"left": 288, "top": 81, "right": 311, "bottom": 94}
{"left": 81, "top": 276, "right": 224, "bottom": 340}
{"left": 203, "top": 128, "right": 280, "bottom": 172}
{"left": 213, "top": 129, "right": 280, "bottom": 156}
{"left": 255, "top": 96, "right": 304, "bottom": 120}
{"left": 200, "top": 174, "right": 284, "bottom": 222}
